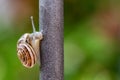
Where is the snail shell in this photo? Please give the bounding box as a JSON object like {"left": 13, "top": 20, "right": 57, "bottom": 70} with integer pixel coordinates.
{"left": 17, "top": 32, "right": 43, "bottom": 68}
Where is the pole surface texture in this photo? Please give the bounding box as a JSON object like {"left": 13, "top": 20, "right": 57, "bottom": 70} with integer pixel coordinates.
{"left": 39, "top": 0, "right": 64, "bottom": 80}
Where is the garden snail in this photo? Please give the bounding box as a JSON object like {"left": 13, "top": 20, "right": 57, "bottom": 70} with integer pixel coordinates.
{"left": 17, "top": 16, "right": 43, "bottom": 68}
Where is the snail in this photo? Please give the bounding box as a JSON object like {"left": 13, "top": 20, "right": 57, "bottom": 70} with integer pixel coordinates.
{"left": 17, "top": 16, "right": 43, "bottom": 68}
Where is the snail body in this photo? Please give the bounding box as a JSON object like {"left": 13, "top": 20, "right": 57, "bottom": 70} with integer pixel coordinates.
{"left": 17, "top": 16, "right": 43, "bottom": 68}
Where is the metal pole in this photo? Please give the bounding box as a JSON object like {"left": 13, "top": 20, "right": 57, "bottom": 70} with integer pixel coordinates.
{"left": 39, "top": 0, "right": 64, "bottom": 80}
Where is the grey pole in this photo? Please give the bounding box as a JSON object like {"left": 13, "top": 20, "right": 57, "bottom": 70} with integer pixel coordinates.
{"left": 39, "top": 0, "right": 64, "bottom": 80}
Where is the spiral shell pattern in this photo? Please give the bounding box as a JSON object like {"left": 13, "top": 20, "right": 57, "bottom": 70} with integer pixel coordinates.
{"left": 17, "top": 33, "right": 37, "bottom": 68}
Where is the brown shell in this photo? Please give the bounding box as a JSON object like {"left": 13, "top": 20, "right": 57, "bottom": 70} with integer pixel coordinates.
{"left": 17, "top": 33, "right": 37, "bottom": 68}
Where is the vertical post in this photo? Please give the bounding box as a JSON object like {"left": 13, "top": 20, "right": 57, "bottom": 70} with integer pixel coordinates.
{"left": 39, "top": 0, "right": 64, "bottom": 80}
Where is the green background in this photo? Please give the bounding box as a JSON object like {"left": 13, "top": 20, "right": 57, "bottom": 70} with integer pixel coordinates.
{"left": 0, "top": 0, "right": 120, "bottom": 80}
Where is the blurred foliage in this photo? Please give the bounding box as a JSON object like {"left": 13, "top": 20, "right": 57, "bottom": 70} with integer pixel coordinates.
{"left": 0, "top": 0, "right": 120, "bottom": 80}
